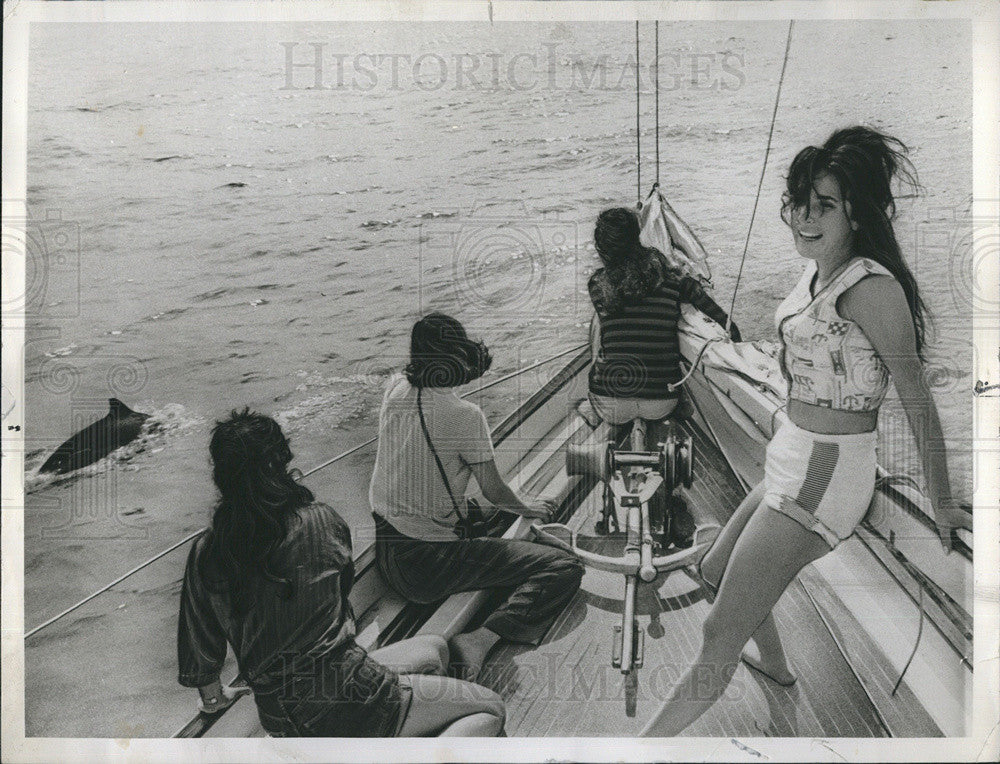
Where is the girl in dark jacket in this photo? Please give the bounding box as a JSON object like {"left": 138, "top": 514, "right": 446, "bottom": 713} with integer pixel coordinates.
{"left": 178, "top": 409, "right": 505, "bottom": 737}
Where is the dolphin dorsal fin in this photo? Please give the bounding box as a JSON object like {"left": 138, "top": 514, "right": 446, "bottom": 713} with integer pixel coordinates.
{"left": 109, "top": 398, "right": 134, "bottom": 415}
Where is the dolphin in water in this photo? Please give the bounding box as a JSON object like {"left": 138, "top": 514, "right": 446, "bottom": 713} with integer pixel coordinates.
{"left": 39, "top": 398, "right": 151, "bottom": 475}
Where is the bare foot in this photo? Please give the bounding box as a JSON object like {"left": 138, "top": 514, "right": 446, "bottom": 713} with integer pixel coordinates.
{"left": 448, "top": 628, "right": 501, "bottom": 682}
{"left": 741, "top": 643, "right": 796, "bottom": 686}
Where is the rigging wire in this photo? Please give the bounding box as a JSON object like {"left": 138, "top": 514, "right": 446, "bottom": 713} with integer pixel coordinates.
{"left": 725, "top": 20, "right": 794, "bottom": 337}
{"left": 304, "top": 342, "right": 585, "bottom": 478}
{"left": 636, "top": 20, "right": 641, "bottom": 206}
{"left": 655, "top": 20, "right": 660, "bottom": 187}
{"left": 23, "top": 529, "right": 206, "bottom": 640}
{"left": 23, "top": 342, "right": 588, "bottom": 640}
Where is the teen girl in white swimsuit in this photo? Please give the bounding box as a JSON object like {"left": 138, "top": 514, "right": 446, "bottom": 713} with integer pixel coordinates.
{"left": 642, "top": 126, "right": 969, "bottom": 736}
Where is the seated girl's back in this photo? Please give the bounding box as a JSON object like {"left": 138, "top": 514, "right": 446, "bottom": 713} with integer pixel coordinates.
{"left": 178, "top": 409, "right": 505, "bottom": 737}
{"left": 587, "top": 208, "right": 737, "bottom": 408}
{"left": 370, "top": 373, "right": 495, "bottom": 542}
{"left": 180, "top": 502, "right": 367, "bottom": 689}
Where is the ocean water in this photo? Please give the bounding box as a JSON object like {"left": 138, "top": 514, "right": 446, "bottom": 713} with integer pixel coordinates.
{"left": 20, "top": 20, "right": 975, "bottom": 733}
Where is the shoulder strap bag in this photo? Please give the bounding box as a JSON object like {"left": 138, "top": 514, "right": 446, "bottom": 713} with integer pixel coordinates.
{"left": 416, "top": 388, "right": 498, "bottom": 540}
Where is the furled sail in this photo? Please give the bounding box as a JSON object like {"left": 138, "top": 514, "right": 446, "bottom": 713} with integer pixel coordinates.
{"left": 638, "top": 187, "right": 712, "bottom": 284}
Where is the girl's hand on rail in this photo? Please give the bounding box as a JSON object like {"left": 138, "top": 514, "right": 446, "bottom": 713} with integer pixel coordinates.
{"left": 197, "top": 682, "right": 250, "bottom": 715}
{"left": 933, "top": 497, "right": 972, "bottom": 554}
{"left": 520, "top": 498, "right": 557, "bottom": 522}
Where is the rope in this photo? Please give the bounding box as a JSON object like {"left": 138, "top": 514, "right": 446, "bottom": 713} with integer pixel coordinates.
{"left": 892, "top": 585, "right": 925, "bottom": 696}
{"left": 669, "top": 336, "right": 725, "bottom": 391}
{"left": 725, "top": 20, "right": 794, "bottom": 336}
{"left": 635, "top": 20, "right": 641, "bottom": 206}
{"left": 655, "top": 20, "right": 660, "bottom": 187}
{"left": 23, "top": 343, "right": 588, "bottom": 640}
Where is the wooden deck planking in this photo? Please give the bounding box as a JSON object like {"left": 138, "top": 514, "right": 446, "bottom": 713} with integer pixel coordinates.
{"left": 537, "top": 605, "right": 609, "bottom": 736}
{"left": 797, "top": 565, "right": 942, "bottom": 737}
{"left": 478, "top": 418, "right": 891, "bottom": 737}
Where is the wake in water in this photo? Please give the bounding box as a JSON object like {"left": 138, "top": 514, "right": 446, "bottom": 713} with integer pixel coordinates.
{"left": 274, "top": 371, "right": 394, "bottom": 435}
{"left": 24, "top": 404, "right": 202, "bottom": 494}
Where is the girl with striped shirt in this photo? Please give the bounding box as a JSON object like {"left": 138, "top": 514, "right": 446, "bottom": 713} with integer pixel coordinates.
{"left": 587, "top": 206, "right": 739, "bottom": 425}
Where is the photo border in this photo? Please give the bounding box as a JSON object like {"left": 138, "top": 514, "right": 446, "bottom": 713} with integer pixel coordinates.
{"left": 2, "top": 1, "right": 997, "bottom": 762}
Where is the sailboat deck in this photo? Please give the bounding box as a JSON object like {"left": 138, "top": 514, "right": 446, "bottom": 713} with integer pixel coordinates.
{"left": 171, "top": 373, "right": 947, "bottom": 739}
{"left": 477, "top": 421, "right": 893, "bottom": 737}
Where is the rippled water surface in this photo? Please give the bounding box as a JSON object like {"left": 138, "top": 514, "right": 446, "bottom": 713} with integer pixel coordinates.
{"left": 21, "top": 20, "right": 975, "bottom": 734}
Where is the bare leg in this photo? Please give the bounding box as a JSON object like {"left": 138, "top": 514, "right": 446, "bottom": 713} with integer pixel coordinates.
{"left": 370, "top": 636, "right": 505, "bottom": 736}
{"left": 396, "top": 674, "right": 505, "bottom": 737}
{"left": 642, "top": 505, "right": 830, "bottom": 736}
{"left": 698, "top": 482, "right": 765, "bottom": 588}
{"left": 448, "top": 627, "right": 502, "bottom": 681}
{"left": 698, "top": 483, "right": 795, "bottom": 683}
{"left": 437, "top": 713, "right": 504, "bottom": 737}
{"left": 369, "top": 634, "right": 449, "bottom": 676}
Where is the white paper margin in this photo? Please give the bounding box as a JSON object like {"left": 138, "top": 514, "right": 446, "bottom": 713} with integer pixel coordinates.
{"left": 2, "top": 1, "right": 997, "bottom": 762}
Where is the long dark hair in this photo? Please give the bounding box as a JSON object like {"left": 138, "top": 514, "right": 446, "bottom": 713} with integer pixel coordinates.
{"left": 590, "top": 207, "right": 675, "bottom": 317}
{"left": 404, "top": 312, "right": 492, "bottom": 389}
{"left": 202, "top": 409, "right": 314, "bottom": 613}
{"left": 781, "top": 126, "right": 928, "bottom": 359}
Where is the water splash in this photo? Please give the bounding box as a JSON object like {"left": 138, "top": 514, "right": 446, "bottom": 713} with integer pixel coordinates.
{"left": 24, "top": 404, "right": 202, "bottom": 494}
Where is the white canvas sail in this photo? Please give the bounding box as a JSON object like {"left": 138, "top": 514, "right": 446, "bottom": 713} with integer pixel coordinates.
{"left": 638, "top": 187, "right": 712, "bottom": 284}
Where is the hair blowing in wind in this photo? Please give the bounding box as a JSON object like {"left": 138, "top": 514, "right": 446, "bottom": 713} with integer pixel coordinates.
{"left": 781, "top": 125, "right": 929, "bottom": 359}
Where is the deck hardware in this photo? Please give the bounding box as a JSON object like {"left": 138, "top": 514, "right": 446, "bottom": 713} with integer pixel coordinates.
{"left": 634, "top": 624, "right": 644, "bottom": 669}
{"left": 544, "top": 416, "right": 721, "bottom": 698}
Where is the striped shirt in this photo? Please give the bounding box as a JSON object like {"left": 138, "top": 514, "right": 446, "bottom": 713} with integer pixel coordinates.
{"left": 588, "top": 270, "right": 729, "bottom": 399}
